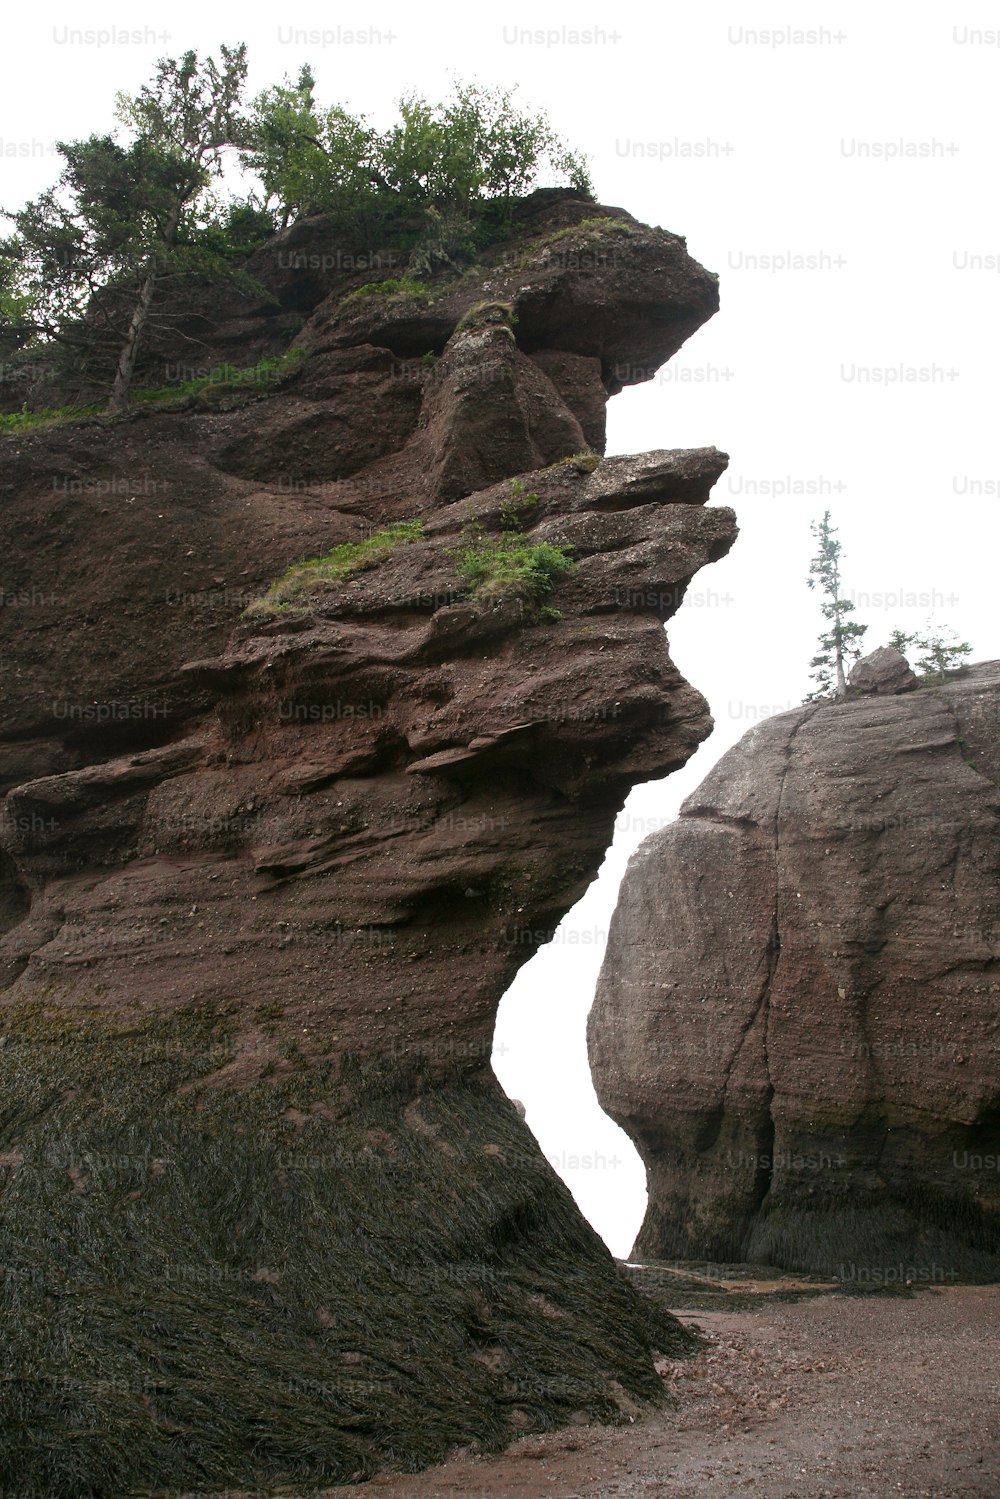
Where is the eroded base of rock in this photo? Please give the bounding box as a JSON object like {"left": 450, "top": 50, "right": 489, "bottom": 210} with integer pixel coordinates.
{"left": 0, "top": 1013, "right": 694, "bottom": 1494}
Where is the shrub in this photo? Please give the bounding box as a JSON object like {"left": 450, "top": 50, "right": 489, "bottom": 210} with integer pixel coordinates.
{"left": 341, "top": 276, "right": 430, "bottom": 305}
{"left": 245, "top": 519, "right": 423, "bottom": 614}
{"left": 455, "top": 300, "right": 517, "bottom": 334}
{"left": 498, "top": 477, "right": 539, "bottom": 531}
{"left": 451, "top": 522, "right": 574, "bottom": 619}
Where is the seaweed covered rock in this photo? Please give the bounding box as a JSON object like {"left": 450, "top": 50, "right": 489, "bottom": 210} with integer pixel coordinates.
{"left": 589, "top": 661, "right": 1000, "bottom": 1282}
{"left": 0, "top": 193, "right": 731, "bottom": 1494}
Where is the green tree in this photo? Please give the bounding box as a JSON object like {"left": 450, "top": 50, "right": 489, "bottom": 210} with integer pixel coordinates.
{"left": 1, "top": 44, "right": 251, "bottom": 412}
{"left": 806, "top": 511, "right": 868, "bottom": 698}
{"left": 0, "top": 248, "right": 34, "bottom": 359}
{"left": 240, "top": 66, "right": 384, "bottom": 229}
{"left": 1, "top": 59, "right": 594, "bottom": 410}
{"left": 107, "top": 44, "right": 250, "bottom": 409}
{"left": 888, "top": 625, "right": 972, "bottom": 682}
{"left": 380, "top": 81, "right": 591, "bottom": 214}
{"left": 242, "top": 76, "right": 591, "bottom": 235}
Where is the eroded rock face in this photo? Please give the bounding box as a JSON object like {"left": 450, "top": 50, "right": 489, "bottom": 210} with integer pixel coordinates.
{"left": 0, "top": 195, "right": 733, "bottom": 1493}
{"left": 589, "top": 662, "right": 1000, "bottom": 1282}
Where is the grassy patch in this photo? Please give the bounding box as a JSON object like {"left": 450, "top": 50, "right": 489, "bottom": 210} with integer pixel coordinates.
{"left": 0, "top": 349, "right": 304, "bottom": 435}
{"left": 0, "top": 399, "right": 104, "bottom": 433}
{"left": 245, "top": 519, "right": 424, "bottom": 616}
{"left": 341, "top": 275, "right": 431, "bottom": 305}
{"left": 544, "top": 216, "right": 636, "bottom": 244}
{"left": 455, "top": 300, "right": 517, "bottom": 334}
{"left": 130, "top": 348, "right": 304, "bottom": 408}
{"left": 451, "top": 518, "right": 574, "bottom": 621}
{"left": 550, "top": 450, "right": 602, "bottom": 475}
{"left": 508, "top": 219, "right": 637, "bottom": 274}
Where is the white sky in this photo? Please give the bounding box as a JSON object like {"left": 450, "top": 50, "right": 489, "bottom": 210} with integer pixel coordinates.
{"left": 4, "top": 4, "right": 997, "bottom": 1256}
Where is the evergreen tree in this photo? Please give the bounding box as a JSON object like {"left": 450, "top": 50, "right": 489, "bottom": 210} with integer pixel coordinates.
{"left": 0, "top": 45, "right": 251, "bottom": 412}
{"left": 888, "top": 625, "right": 972, "bottom": 682}
{"left": 107, "top": 45, "right": 250, "bottom": 409}
{"left": 806, "top": 511, "right": 868, "bottom": 698}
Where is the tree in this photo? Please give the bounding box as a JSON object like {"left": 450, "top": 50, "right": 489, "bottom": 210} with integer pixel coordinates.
{"left": 242, "top": 76, "right": 592, "bottom": 234}
{"left": 2, "top": 135, "right": 194, "bottom": 387}
{"left": 1, "top": 58, "right": 594, "bottom": 409}
{"left": 240, "top": 66, "right": 384, "bottom": 229}
{"left": 379, "top": 81, "right": 591, "bottom": 215}
{"left": 806, "top": 511, "right": 868, "bottom": 698}
{"left": 0, "top": 45, "right": 251, "bottom": 412}
{"left": 888, "top": 625, "right": 972, "bottom": 682}
{"left": 107, "top": 45, "right": 250, "bottom": 409}
{"left": 0, "top": 248, "right": 34, "bottom": 359}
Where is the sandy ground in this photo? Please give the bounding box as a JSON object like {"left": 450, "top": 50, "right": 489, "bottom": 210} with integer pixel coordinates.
{"left": 326, "top": 1287, "right": 1000, "bottom": 1498}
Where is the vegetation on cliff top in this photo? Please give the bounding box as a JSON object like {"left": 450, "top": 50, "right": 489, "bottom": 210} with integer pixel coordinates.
{"left": 888, "top": 625, "right": 973, "bottom": 683}
{"left": 0, "top": 45, "right": 592, "bottom": 413}
{"left": 806, "top": 510, "right": 974, "bottom": 700}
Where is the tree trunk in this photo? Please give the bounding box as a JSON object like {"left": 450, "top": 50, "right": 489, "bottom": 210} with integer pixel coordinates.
{"left": 834, "top": 636, "right": 847, "bottom": 695}
{"left": 107, "top": 201, "right": 183, "bottom": 414}
{"left": 107, "top": 268, "right": 157, "bottom": 413}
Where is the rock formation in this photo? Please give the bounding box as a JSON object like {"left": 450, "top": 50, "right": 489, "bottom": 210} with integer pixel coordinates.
{"left": 589, "top": 657, "right": 1000, "bottom": 1282}
{"left": 0, "top": 193, "right": 735, "bottom": 1493}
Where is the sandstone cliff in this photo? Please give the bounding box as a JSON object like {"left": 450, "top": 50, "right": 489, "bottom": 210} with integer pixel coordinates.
{"left": 589, "top": 659, "right": 1000, "bottom": 1282}
{"left": 0, "top": 193, "right": 735, "bottom": 1493}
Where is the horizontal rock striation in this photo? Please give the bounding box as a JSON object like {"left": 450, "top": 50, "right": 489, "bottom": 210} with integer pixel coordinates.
{"left": 0, "top": 195, "right": 733, "bottom": 1493}
{"left": 589, "top": 660, "right": 1000, "bottom": 1281}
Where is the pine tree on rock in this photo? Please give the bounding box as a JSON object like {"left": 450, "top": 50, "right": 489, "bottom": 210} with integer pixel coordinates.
{"left": 888, "top": 625, "right": 973, "bottom": 683}
{"left": 806, "top": 510, "right": 868, "bottom": 699}
{"left": 0, "top": 45, "right": 252, "bottom": 412}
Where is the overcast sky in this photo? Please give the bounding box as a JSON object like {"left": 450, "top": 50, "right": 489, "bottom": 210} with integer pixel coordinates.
{"left": 4, "top": 4, "right": 997, "bottom": 1256}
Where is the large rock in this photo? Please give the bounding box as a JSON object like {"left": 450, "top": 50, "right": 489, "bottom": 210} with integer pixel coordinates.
{"left": 0, "top": 196, "right": 731, "bottom": 1494}
{"left": 848, "top": 645, "right": 918, "bottom": 696}
{"left": 589, "top": 663, "right": 1000, "bottom": 1282}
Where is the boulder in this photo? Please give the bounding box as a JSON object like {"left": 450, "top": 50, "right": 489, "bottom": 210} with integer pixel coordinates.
{"left": 848, "top": 645, "right": 918, "bottom": 696}
{"left": 589, "top": 664, "right": 1000, "bottom": 1282}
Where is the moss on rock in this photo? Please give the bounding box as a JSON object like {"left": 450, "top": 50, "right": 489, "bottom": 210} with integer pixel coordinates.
{"left": 0, "top": 1008, "right": 695, "bottom": 1495}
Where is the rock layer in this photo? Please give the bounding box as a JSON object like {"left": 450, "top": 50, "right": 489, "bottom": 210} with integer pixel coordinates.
{"left": 589, "top": 661, "right": 1000, "bottom": 1281}
{"left": 0, "top": 195, "right": 733, "bottom": 1493}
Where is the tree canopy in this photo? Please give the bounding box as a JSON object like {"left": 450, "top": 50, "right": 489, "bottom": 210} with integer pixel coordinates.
{"left": 239, "top": 73, "right": 590, "bottom": 227}
{"left": 888, "top": 626, "right": 973, "bottom": 682}
{"left": 0, "top": 48, "right": 592, "bottom": 410}
{"left": 1, "top": 45, "right": 253, "bottom": 409}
